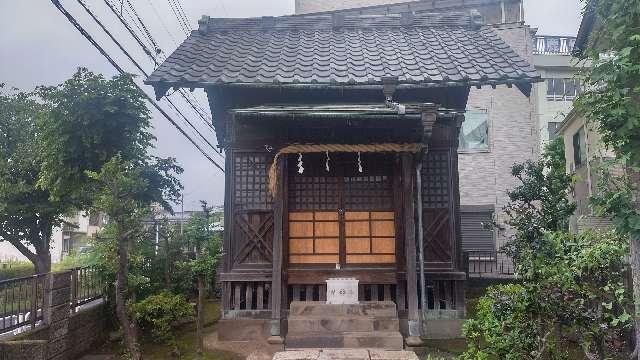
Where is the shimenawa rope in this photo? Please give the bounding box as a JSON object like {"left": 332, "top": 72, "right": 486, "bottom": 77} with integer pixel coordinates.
{"left": 268, "top": 143, "right": 423, "bottom": 195}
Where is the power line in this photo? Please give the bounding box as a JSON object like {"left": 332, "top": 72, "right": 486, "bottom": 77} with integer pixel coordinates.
{"left": 75, "top": 0, "right": 223, "bottom": 159}
{"left": 143, "top": 0, "right": 179, "bottom": 47}
{"left": 167, "top": 0, "right": 190, "bottom": 35}
{"left": 101, "top": 0, "right": 217, "bottom": 134}
{"left": 172, "top": 0, "right": 191, "bottom": 31}
{"left": 51, "top": 0, "right": 224, "bottom": 173}
{"left": 124, "top": 0, "right": 161, "bottom": 54}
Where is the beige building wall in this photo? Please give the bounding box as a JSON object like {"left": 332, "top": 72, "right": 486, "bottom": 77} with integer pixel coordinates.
{"left": 560, "top": 110, "right": 613, "bottom": 232}
{"left": 459, "top": 23, "right": 536, "bottom": 250}
{"left": 296, "top": 0, "right": 410, "bottom": 13}
{"left": 294, "top": 0, "right": 524, "bottom": 26}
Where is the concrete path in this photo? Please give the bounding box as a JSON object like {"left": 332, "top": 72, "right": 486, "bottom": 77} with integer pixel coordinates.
{"left": 273, "top": 349, "right": 419, "bottom": 360}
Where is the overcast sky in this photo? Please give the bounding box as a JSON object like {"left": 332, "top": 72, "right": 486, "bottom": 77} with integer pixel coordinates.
{"left": 0, "top": 0, "right": 583, "bottom": 211}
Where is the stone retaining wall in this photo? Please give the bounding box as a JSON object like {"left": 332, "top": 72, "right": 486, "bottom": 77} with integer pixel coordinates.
{"left": 0, "top": 271, "right": 108, "bottom": 360}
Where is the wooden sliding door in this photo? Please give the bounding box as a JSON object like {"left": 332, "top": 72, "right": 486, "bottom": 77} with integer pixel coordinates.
{"left": 287, "top": 153, "right": 396, "bottom": 267}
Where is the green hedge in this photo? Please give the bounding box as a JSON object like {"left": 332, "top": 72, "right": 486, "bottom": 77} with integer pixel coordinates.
{"left": 0, "top": 262, "right": 35, "bottom": 281}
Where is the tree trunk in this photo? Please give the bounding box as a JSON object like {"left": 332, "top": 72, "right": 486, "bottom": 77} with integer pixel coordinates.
{"left": 197, "top": 274, "right": 205, "bottom": 356}
{"left": 116, "top": 232, "right": 142, "bottom": 360}
{"left": 163, "top": 231, "right": 171, "bottom": 287}
{"left": 630, "top": 167, "right": 640, "bottom": 359}
{"left": 34, "top": 251, "right": 51, "bottom": 275}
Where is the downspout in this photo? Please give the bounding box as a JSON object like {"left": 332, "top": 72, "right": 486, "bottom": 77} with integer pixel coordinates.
{"left": 416, "top": 159, "right": 427, "bottom": 326}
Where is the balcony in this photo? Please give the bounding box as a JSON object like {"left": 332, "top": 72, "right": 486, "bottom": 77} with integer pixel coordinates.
{"left": 463, "top": 250, "right": 515, "bottom": 279}
{"left": 534, "top": 36, "right": 577, "bottom": 56}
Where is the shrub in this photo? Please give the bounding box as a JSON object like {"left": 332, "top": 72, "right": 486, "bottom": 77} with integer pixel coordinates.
{"left": 461, "top": 284, "right": 556, "bottom": 360}
{"left": 0, "top": 261, "right": 34, "bottom": 280}
{"left": 132, "top": 291, "right": 194, "bottom": 344}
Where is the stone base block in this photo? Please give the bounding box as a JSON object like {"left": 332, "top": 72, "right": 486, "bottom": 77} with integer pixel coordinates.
{"left": 217, "top": 319, "right": 271, "bottom": 341}
{"left": 289, "top": 301, "right": 397, "bottom": 317}
{"left": 285, "top": 331, "right": 404, "bottom": 350}
{"left": 422, "top": 319, "right": 464, "bottom": 339}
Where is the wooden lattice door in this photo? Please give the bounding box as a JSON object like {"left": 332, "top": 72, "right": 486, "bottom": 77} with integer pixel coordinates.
{"left": 287, "top": 153, "right": 396, "bottom": 267}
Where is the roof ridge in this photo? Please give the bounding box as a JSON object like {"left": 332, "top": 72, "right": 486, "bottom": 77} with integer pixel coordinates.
{"left": 196, "top": 11, "right": 482, "bottom": 34}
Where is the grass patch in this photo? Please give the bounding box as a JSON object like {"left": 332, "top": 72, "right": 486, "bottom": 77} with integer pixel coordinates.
{"left": 90, "top": 300, "right": 242, "bottom": 360}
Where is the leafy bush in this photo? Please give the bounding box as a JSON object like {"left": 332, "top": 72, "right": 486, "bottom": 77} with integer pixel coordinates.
{"left": 132, "top": 291, "right": 194, "bottom": 344}
{"left": 461, "top": 230, "right": 630, "bottom": 360}
{"left": 462, "top": 284, "right": 560, "bottom": 360}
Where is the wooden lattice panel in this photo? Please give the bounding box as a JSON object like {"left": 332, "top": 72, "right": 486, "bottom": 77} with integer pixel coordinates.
{"left": 344, "top": 175, "right": 394, "bottom": 211}
{"left": 345, "top": 211, "right": 395, "bottom": 264}
{"left": 421, "top": 150, "right": 451, "bottom": 209}
{"left": 288, "top": 211, "right": 339, "bottom": 264}
{"left": 288, "top": 153, "right": 340, "bottom": 211}
{"left": 234, "top": 152, "right": 272, "bottom": 210}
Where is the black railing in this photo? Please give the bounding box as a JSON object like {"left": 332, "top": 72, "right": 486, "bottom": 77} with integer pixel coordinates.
{"left": 464, "top": 251, "right": 515, "bottom": 278}
{"left": 0, "top": 273, "right": 46, "bottom": 333}
{"left": 70, "top": 267, "right": 102, "bottom": 312}
{"left": 0, "top": 267, "right": 103, "bottom": 335}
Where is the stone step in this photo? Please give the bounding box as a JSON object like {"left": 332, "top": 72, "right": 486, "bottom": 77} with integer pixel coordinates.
{"left": 288, "top": 301, "right": 397, "bottom": 318}
{"left": 287, "top": 316, "right": 399, "bottom": 333}
{"left": 273, "top": 349, "right": 419, "bottom": 360}
{"left": 285, "top": 331, "right": 404, "bottom": 350}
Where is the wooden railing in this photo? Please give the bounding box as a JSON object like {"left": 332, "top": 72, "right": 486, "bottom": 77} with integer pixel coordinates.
{"left": 0, "top": 273, "right": 46, "bottom": 333}
{"left": 223, "top": 281, "right": 271, "bottom": 312}
{"left": 464, "top": 250, "right": 515, "bottom": 278}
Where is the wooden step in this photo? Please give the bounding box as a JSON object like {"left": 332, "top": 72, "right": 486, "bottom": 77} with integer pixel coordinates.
{"left": 288, "top": 301, "right": 397, "bottom": 318}
{"left": 285, "top": 331, "right": 404, "bottom": 350}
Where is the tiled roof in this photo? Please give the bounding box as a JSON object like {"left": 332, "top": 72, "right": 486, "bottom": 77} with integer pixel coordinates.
{"left": 146, "top": 12, "right": 539, "bottom": 92}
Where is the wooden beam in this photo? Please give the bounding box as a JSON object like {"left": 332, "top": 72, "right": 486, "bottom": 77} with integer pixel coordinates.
{"left": 268, "top": 156, "right": 285, "bottom": 344}
{"left": 401, "top": 153, "right": 420, "bottom": 340}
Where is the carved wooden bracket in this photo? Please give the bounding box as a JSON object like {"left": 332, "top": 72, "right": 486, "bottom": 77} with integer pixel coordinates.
{"left": 420, "top": 104, "right": 438, "bottom": 147}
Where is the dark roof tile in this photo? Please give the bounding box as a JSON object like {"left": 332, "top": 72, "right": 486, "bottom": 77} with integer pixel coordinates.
{"left": 146, "top": 12, "right": 539, "bottom": 89}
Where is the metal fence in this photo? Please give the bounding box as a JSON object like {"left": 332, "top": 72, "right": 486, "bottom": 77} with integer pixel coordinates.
{"left": 70, "top": 267, "right": 102, "bottom": 312}
{"left": 0, "top": 273, "right": 47, "bottom": 333}
{"left": 464, "top": 250, "right": 516, "bottom": 278}
{"left": 0, "top": 267, "right": 103, "bottom": 335}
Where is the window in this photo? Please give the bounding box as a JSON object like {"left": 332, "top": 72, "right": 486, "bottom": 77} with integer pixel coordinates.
{"left": 460, "top": 206, "right": 495, "bottom": 252}
{"left": 62, "top": 232, "right": 72, "bottom": 253}
{"left": 546, "top": 78, "right": 581, "bottom": 101}
{"left": 548, "top": 122, "right": 561, "bottom": 140}
{"left": 459, "top": 110, "right": 489, "bottom": 151}
{"left": 573, "top": 127, "right": 587, "bottom": 168}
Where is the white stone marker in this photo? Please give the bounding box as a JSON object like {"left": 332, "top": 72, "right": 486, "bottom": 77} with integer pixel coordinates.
{"left": 325, "top": 277, "right": 359, "bottom": 304}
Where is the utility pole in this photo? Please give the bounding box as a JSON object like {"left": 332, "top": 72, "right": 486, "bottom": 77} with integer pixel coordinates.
{"left": 180, "top": 192, "right": 184, "bottom": 236}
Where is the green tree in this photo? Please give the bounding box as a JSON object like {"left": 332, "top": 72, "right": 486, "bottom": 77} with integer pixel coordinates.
{"left": 0, "top": 88, "right": 64, "bottom": 273}
{"left": 37, "top": 68, "right": 154, "bottom": 207}
{"left": 182, "top": 201, "right": 222, "bottom": 356}
{"left": 501, "top": 138, "right": 576, "bottom": 270}
{"left": 0, "top": 88, "right": 54, "bottom": 273}
{"left": 88, "top": 155, "right": 181, "bottom": 360}
{"left": 574, "top": 0, "right": 640, "bottom": 355}
{"left": 0, "top": 68, "right": 160, "bottom": 275}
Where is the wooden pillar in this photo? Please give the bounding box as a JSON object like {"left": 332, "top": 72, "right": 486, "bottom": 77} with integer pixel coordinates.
{"left": 268, "top": 156, "right": 285, "bottom": 344}
{"left": 402, "top": 153, "right": 421, "bottom": 344}
{"left": 221, "top": 150, "right": 234, "bottom": 316}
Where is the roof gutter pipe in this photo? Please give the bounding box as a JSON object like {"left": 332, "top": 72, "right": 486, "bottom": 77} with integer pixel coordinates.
{"left": 416, "top": 157, "right": 427, "bottom": 330}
